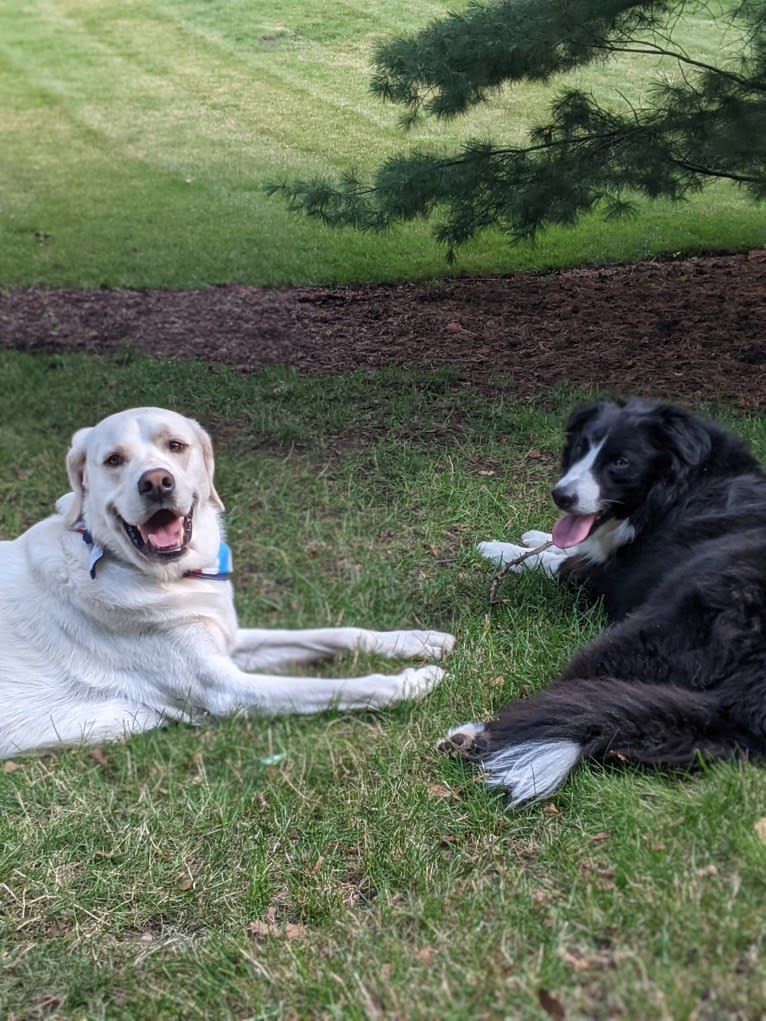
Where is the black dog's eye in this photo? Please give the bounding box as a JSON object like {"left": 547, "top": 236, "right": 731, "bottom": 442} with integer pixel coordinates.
{"left": 611, "top": 456, "right": 630, "bottom": 471}
{"left": 104, "top": 452, "right": 124, "bottom": 468}
{"left": 573, "top": 438, "right": 588, "bottom": 459}
{"left": 168, "top": 440, "right": 188, "bottom": 454}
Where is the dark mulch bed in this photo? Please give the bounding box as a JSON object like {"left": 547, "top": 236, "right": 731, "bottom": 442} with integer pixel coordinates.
{"left": 2, "top": 249, "right": 765, "bottom": 407}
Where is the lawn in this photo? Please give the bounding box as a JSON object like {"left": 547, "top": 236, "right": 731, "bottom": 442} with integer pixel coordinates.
{"left": 1, "top": 352, "right": 765, "bottom": 1019}
{"left": 2, "top": 1, "right": 766, "bottom": 1017}
{"left": 0, "top": 0, "right": 763, "bottom": 287}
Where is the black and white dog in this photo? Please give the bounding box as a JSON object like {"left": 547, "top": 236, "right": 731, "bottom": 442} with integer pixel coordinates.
{"left": 441, "top": 397, "right": 766, "bottom": 805}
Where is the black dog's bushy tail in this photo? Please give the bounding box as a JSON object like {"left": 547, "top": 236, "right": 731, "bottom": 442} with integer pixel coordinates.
{"left": 464, "top": 680, "right": 741, "bottom": 805}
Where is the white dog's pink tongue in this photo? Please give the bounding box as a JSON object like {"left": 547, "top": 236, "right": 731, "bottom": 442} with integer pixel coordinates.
{"left": 552, "top": 512, "right": 597, "bottom": 549}
{"left": 140, "top": 515, "right": 184, "bottom": 550}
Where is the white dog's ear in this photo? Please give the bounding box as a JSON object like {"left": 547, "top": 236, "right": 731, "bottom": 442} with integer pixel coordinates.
{"left": 64, "top": 426, "right": 92, "bottom": 525}
{"left": 193, "top": 420, "right": 224, "bottom": 511}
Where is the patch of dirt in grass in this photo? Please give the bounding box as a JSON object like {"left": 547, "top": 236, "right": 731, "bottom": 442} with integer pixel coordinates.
{"left": 1, "top": 249, "right": 765, "bottom": 408}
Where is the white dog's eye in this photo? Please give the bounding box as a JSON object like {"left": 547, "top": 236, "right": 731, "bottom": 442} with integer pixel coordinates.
{"left": 168, "top": 440, "right": 188, "bottom": 454}
{"left": 104, "top": 452, "right": 125, "bottom": 468}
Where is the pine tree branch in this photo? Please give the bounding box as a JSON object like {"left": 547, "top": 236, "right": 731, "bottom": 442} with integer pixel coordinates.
{"left": 670, "top": 159, "right": 766, "bottom": 184}
{"left": 270, "top": 0, "right": 766, "bottom": 256}
{"left": 596, "top": 41, "right": 766, "bottom": 92}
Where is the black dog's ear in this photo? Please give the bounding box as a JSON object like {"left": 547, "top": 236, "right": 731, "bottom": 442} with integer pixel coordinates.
{"left": 560, "top": 401, "right": 607, "bottom": 469}
{"left": 563, "top": 401, "right": 604, "bottom": 436}
{"left": 653, "top": 404, "right": 712, "bottom": 470}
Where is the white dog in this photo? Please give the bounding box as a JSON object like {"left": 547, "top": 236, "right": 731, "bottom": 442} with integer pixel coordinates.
{"left": 0, "top": 407, "right": 454, "bottom": 757}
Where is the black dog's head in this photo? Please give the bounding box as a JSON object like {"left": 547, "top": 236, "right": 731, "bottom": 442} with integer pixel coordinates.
{"left": 550, "top": 398, "right": 713, "bottom": 548}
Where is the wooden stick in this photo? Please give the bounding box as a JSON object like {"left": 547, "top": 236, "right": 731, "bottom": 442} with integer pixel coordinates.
{"left": 485, "top": 540, "right": 553, "bottom": 625}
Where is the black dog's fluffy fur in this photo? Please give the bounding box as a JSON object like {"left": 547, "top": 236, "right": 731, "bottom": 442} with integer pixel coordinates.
{"left": 450, "top": 398, "right": 766, "bottom": 804}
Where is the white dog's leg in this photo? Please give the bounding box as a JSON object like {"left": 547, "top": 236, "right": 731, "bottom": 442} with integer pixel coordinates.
{"left": 4, "top": 657, "right": 447, "bottom": 756}
{"left": 201, "top": 658, "right": 446, "bottom": 716}
{"left": 477, "top": 539, "right": 569, "bottom": 577}
{"left": 1, "top": 699, "right": 167, "bottom": 758}
{"left": 231, "top": 627, "right": 455, "bottom": 672}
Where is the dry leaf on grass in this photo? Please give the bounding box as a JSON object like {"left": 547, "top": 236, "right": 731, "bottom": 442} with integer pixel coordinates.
{"left": 427, "top": 782, "right": 458, "bottom": 799}
{"left": 695, "top": 864, "right": 718, "bottom": 878}
{"left": 531, "top": 887, "right": 555, "bottom": 905}
{"left": 577, "top": 862, "right": 617, "bottom": 890}
{"left": 46, "top": 911, "right": 74, "bottom": 938}
{"left": 538, "top": 988, "right": 565, "bottom": 1019}
{"left": 247, "top": 906, "right": 309, "bottom": 942}
{"left": 35, "top": 996, "right": 64, "bottom": 1016}
{"left": 559, "top": 944, "right": 617, "bottom": 972}
{"left": 588, "top": 830, "right": 610, "bottom": 843}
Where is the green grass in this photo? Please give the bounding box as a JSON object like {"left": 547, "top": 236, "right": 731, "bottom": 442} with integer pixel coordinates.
{"left": 0, "top": 0, "right": 763, "bottom": 287}
{"left": 2, "top": 350, "right": 766, "bottom": 1019}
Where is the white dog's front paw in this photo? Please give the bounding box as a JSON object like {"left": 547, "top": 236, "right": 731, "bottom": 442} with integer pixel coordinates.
{"left": 409, "top": 630, "right": 455, "bottom": 661}
{"left": 364, "top": 629, "right": 456, "bottom": 661}
{"left": 390, "top": 664, "right": 445, "bottom": 703}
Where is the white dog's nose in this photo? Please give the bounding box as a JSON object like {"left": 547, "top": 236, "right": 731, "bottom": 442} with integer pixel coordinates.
{"left": 138, "top": 468, "right": 175, "bottom": 500}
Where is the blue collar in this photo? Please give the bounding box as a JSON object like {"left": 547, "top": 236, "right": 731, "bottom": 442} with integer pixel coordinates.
{"left": 183, "top": 540, "right": 233, "bottom": 581}
{"left": 79, "top": 529, "right": 232, "bottom": 581}
{"left": 79, "top": 529, "right": 106, "bottom": 579}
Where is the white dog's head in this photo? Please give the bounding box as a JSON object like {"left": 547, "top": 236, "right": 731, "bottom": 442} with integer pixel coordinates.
{"left": 63, "top": 408, "right": 225, "bottom": 576}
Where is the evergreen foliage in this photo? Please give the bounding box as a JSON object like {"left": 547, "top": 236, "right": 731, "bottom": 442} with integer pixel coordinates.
{"left": 269, "top": 0, "right": 766, "bottom": 258}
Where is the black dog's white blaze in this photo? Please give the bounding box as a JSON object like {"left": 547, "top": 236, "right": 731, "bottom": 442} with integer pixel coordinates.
{"left": 447, "top": 398, "right": 766, "bottom": 805}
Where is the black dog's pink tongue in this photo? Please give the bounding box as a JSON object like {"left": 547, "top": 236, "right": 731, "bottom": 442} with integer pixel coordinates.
{"left": 552, "top": 512, "right": 597, "bottom": 549}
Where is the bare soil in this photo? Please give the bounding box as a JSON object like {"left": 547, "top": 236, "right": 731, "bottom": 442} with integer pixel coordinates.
{"left": 1, "top": 249, "right": 765, "bottom": 407}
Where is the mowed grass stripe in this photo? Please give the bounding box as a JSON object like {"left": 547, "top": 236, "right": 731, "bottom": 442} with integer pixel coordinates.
{"left": 1, "top": 0, "right": 763, "bottom": 286}
{"left": 1, "top": 1, "right": 461, "bottom": 284}
{"left": 155, "top": 0, "right": 454, "bottom": 48}
{"left": 0, "top": 2, "right": 409, "bottom": 174}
